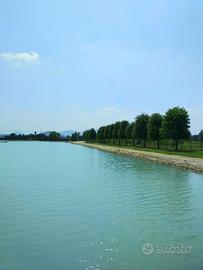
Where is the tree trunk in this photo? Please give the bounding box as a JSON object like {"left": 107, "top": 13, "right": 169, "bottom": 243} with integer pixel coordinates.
{"left": 175, "top": 139, "right": 178, "bottom": 151}
{"left": 165, "top": 140, "right": 167, "bottom": 150}
{"left": 157, "top": 139, "right": 160, "bottom": 149}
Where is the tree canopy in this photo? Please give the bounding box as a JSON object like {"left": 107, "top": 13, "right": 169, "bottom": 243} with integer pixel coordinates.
{"left": 147, "top": 113, "right": 163, "bottom": 148}
{"left": 199, "top": 130, "right": 203, "bottom": 141}
{"left": 161, "top": 107, "right": 190, "bottom": 150}
{"left": 79, "top": 107, "right": 194, "bottom": 151}
{"left": 133, "top": 114, "right": 149, "bottom": 147}
{"left": 49, "top": 131, "right": 60, "bottom": 141}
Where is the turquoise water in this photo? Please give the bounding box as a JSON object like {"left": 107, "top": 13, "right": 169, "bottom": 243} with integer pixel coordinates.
{"left": 0, "top": 142, "right": 203, "bottom": 270}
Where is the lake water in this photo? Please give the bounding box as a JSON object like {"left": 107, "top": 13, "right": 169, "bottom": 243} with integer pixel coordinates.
{"left": 0, "top": 142, "right": 203, "bottom": 270}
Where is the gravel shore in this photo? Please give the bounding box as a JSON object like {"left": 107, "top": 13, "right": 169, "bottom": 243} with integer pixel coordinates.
{"left": 72, "top": 141, "right": 203, "bottom": 174}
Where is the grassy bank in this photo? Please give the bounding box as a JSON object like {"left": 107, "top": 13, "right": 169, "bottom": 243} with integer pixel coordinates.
{"left": 72, "top": 141, "right": 203, "bottom": 174}
{"left": 95, "top": 143, "right": 203, "bottom": 159}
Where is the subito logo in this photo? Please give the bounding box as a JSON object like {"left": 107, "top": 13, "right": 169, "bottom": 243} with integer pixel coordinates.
{"left": 142, "top": 243, "right": 154, "bottom": 255}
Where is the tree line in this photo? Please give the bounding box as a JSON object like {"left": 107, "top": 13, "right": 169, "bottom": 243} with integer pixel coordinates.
{"left": 82, "top": 107, "right": 203, "bottom": 151}
{"left": 1, "top": 106, "right": 203, "bottom": 151}
{"left": 2, "top": 131, "right": 62, "bottom": 141}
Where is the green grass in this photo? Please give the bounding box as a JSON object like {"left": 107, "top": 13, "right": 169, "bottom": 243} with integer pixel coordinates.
{"left": 90, "top": 142, "right": 203, "bottom": 159}
{"left": 125, "top": 146, "right": 203, "bottom": 158}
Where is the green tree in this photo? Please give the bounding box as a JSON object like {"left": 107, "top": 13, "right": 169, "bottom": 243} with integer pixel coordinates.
{"left": 71, "top": 132, "right": 80, "bottom": 141}
{"left": 147, "top": 113, "right": 163, "bottom": 148}
{"left": 112, "top": 122, "right": 120, "bottom": 144}
{"left": 97, "top": 126, "right": 106, "bottom": 143}
{"left": 103, "top": 125, "right": 109, "bottom": 143}
{"left": 199, "top": 129, "right": 203, "bottom": 151}
{"left": 107, "top": 124, "right": 114, "bottom": 144}
{"left": 9, "top": 133, "right": 17, "bottom": 140}
{"left": 162, "top": 107, "right": 190, "bottom": 151}
{"left": 83, "top": 130, "right": 88, "bottom": 141}
{"left": 89, "top": 128, "right": 97, "bottom": 141}
{"left": 134, "top": 114, "right": 149, "bottom": 147}
{"left": 118, "top": 121, "right": 129, "bottom": 145}
{"left": 49, "top": 131, "right": 60, "bottom": 141}
{"left": 125, "top": 122, "right": 133, "bottom": 146}
{"left": 131, "top": 122, "right": 137, "bottom": 147}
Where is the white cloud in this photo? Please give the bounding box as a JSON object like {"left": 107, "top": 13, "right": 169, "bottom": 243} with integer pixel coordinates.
{"left": 0, "top": 51, "right": 40, "bottom": 63}
{"left": 99, "top": 107, "right": 119, "bottom": 116}
{"left": 97, "top": 107, "right": 124, "bottom": 127}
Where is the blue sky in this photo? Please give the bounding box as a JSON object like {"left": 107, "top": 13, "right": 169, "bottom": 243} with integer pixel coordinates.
{"left": 0, "top": 0, "right": 202, "bottom": 133}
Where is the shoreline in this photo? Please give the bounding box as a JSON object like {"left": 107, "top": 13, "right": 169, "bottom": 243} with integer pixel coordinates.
{"left": 72, "top": 141, "right": 203, "bottom": 174}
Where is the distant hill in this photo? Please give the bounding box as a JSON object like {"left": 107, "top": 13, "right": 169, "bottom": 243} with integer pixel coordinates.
{"left": 0, "top": 131, "right": 30, "bottom": 136}
{"left": 0, "top": 130, "right": 76, "bottom": 138}
{"left": 40, "top": 130, "right": 75, "bottom": 137}
{"left": 60, "top": 130, "right": 75, "bottom": 137}
{"left": 39, "top": 131, "right": 52, "bottom": 136}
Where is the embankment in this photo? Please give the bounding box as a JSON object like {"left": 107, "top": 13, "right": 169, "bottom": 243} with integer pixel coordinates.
{"left": 71, "top": 141, "right": 203, "bottom": 174}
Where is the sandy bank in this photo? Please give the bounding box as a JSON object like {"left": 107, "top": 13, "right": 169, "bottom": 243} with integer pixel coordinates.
{"left": 71, "top": 141, "right": 203, "bottom": 174}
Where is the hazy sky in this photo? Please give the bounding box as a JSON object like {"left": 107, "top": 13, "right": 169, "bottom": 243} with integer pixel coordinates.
{"left": 0, "top": 0, "right": 202, "bottom": 133}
